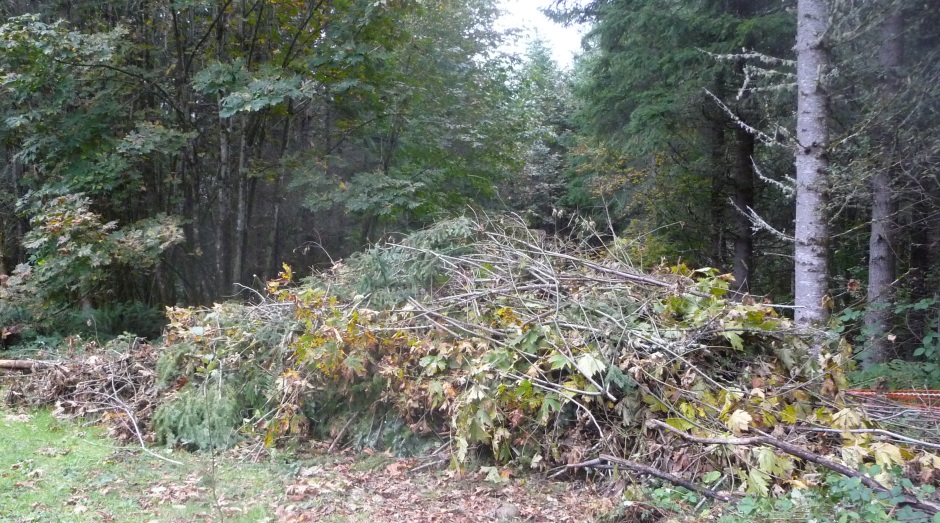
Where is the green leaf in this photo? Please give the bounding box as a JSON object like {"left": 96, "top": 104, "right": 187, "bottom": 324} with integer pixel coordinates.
{"left": 703, "top": 471, "right": 721, "bottom": 483}
{"left": 665, "top": 418, "right": 693, "bottom": 431}
{"left": 604, "top": 365, "right": 636, "bottom": 391}
{"left": 548, "top": 352, "right": 571, "bottom": 370}
{"left": 480, "top": 466, "right": 508, "bottom": 484}
{"left": 575, "top": 353, "right": 607, "bottom": 378}
{"left": 754, "top": 446, "right": 790, "bottom": 476}
{"left": 538, "top": 394, "right": 562, "bottom": 423}
{"left": 723, "top": 331, "right": 744, "bottom": 351}
{"left": 747, "top": 468, "right": 770, "bottom": 496}
{"left": 456, "top": 436, "right": 469, "bottom": 463}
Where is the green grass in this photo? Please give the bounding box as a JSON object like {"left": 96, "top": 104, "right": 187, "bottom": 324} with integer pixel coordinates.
{"left": 0, "top": 406, "right": 284, "bottom": 522}
{"left": 0, "top": 403, "right": 621, "bottom": 523}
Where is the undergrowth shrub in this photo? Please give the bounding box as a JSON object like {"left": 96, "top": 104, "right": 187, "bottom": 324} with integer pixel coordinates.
{"left": 851, "top": 360, "right": 940, "bottom": 390}
{"left": 718, "top": 468, "right": 937, "bottom": 523}
{"left": 1, "top": 297, "right": 164, "bottom": 351}
{"left": 151, "top": 303, "right": 294, "bottom": 450}
{"left": 0, "top": 193, "right": 182, "bottom": 347}
{"left": 841, "top": 297, "right": 940, "bottom": 388}
{"left": 153, "top": 385, "right": 241, "bottom": 450}
{"left": 51, "top": 302, "right": 166, "bottom": 341}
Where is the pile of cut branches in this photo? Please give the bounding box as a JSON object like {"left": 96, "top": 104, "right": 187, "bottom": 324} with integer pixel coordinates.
{"left": 259, "top": 216, "right": 940, "bottom": 511}
{"left": 5, "top": 215, "right": 940, "bottom": 516}
{"left": 4, "top": 336, "right": 161, "bottom": 446}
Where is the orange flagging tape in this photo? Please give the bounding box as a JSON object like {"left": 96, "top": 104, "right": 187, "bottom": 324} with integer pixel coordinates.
{"left": 847, "top": 389, "right": 940, "bottom": 409}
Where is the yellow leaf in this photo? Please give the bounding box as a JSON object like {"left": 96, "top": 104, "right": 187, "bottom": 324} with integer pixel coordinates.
{"left": 919, "top": 453, "right": 940, "bottom": 470}
{"left": 832, "top": 408, "right": 861, "bottom": 430}
{"left": 841, "top": 445, "right": 869, "bottom": 470}
{"left": 679, "top": 402, "right": 697, "bottom": 420}
{"left": 787, "top": 479, "right": 809, "bottom": 489}
{"left": 871, "top": 442, "right": 904, "bottom": 468}
{"left": 727, "top": 409, "right": 752, "bottom": 435}
{"left": 780, "top": 404, "right": 799, "bottom": 424}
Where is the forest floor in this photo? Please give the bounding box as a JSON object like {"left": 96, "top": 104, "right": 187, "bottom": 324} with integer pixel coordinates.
{"left": 0, "top": 404, "right": 621, "bottom": 523}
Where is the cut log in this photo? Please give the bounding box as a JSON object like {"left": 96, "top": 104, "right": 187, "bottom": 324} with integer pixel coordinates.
{"left": 0, "top": 359, "right": 48, "bottom": 371}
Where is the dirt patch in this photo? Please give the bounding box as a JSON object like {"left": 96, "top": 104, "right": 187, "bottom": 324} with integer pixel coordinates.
{"left": 274, "top": 453, "right": 614, "bottom": 522}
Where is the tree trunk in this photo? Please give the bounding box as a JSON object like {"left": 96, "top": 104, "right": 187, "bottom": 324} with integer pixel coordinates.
{"left": 0, "top": 227, "right": 7, "bottom": 277}
{"left": 215, "top": 1, "right": 232, "bottom": 295}
{"left": 217, "top": 109, "right": 233, "bottom": 294}
{"left": 794, "top": 0, "right": 832, "bottom": 351}
{"left": 704, "top": 95, "right": 726, "bottom": 271}
{"left": 232, "top": 121, "right": 248, "bottom": 288}
{"left": 731, "top": 127, "right": 755, "bottom": 298}
{"left": 862, "top": 11, "right": 904, "bottom": 367}
{"left": 264, "top": 105, "right": 293, "bottom": 281}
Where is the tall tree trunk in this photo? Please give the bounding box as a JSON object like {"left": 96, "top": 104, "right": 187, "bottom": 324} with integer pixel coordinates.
{"left": 264, "top": 104, "right": 293, "bottom": 281}
{"left": 862, "top": 11, "right": 904, "bottom": 367}
{"left": 215, "top": 0, "right": 232, "bottom": 295}
{"left": 0, "top": 227, "right": 7, "bottom": 277}
{"left": 217, "top": 110, "right": 233, "bottom": 294}
{"left": 794, "top": 0, "right": 832, "bottom": 352}
{"left": 232, "top": 120, "right": 248, "bottom": 288}
{"left": 731, "top": 127, "right": 755, "bottom": 297}
{"left": 230, "top": 0, "right": 249, "bottom": 289}
{"left": 705, "top": 105, "right": 726, "bottom": 270}
{"left": 704, "top": 69, "right": 728, "bottom": 271}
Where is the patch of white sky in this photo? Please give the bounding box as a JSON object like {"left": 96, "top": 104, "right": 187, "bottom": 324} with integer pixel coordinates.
{"left": 495, "top": 0, "right": 588, "bottom": 69}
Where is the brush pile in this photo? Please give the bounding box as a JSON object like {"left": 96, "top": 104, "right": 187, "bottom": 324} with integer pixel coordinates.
{"left": 5, "top": 337, "right": 160, "bottom": 444}
{"left": 6, "top": 215, "right": 940, "bottom": 516}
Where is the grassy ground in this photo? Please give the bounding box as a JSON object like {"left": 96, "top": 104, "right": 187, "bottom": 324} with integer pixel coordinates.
{"left": 0, "top": 403, "right": 615, "bottom": 523}
{"left": 0, "top": 407, "right": 282, "bottom": 522}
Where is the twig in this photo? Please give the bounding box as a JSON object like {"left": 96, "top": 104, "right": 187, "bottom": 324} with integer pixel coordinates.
{"left": 90, "top": 391, "right": 183, "bottom": 466}
{"left": 792, "top": 426, "right": 940, "bottom": 451}
{"left": 649, "top": 419, "right": 940, "bottom": 515}
{"left": 328, "top": 413, "right": 358, "bottom": 453}
{"left": 563, "top": 456, "right": 741, "bottom": 503}
{"left": 410, "top": 455, "right": 449, "bottom": 473}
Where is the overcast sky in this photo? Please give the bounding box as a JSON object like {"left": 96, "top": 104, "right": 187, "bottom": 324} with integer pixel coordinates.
{"left": 496, "top": 0, "right": 586, "bottom": 69}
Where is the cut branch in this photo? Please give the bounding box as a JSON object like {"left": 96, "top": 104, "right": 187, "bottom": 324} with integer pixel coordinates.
{"left": 649, "top": 419, "right": 940, "bottom": 515}
{"left": 563, "top": 455, "right": 741, "bottom": 503}
{"left": 0, "top": 359, "right": 51, "bottom": 371}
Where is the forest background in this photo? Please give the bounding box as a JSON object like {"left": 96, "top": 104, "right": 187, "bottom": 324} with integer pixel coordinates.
{"left": 2, "top": 0, "right": 938, "bottom": 373}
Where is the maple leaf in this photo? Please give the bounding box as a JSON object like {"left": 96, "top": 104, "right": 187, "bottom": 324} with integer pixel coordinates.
{"left": 385, "top": 462, "right": 405, "bottom": 476}
{"left": 726, "top": 409, "right": 752, "bottom": 435}
{"left": 871, "top": 442, "right": 904, "bottom": 469}
{"left": 576, "top": 353, "right": 606, "bottom": 378}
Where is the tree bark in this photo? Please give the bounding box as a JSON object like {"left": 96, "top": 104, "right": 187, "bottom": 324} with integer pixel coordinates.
{"left": 232, "top": 121, "right": 248, "bottom": 288}
{"left": 862, "top": 11, "right": 904, "bottom": 367}
{"left": 731, "top": 127, "right": 755, "bottom": 298}
{"left": 794, "top": 0, "right": 832, "bottom": 350}
{"left": 705, "top": 101, "right": 726, "bottom": 271}
{"left": 0, "top": 359, "right": 49, "bottom": 371}
{"left": 217, "top": 106, "right": 233, "bottom": 294}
